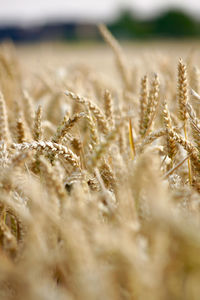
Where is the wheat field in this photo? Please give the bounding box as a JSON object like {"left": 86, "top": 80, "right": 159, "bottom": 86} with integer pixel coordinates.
{"left": 1, "top": 25, "right": 200, "bottom": 299}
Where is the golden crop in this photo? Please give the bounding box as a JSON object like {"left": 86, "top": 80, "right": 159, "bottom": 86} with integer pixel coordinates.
{"left": 0, "top": 26, "right": 200, "bottom": 299}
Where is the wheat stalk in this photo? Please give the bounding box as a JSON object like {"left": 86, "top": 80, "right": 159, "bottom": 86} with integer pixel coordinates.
{"left": 98, "top": 24, "right": 132, "bottom": 90}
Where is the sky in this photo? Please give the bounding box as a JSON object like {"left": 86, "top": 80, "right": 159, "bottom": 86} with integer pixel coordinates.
{"left": 0, "top": 0, "right": 200, "bottom": 25}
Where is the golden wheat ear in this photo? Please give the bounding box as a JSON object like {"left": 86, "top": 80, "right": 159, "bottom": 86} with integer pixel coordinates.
{"left": 139, "top": 75, "right": 148, "bottom": 137}
{"left": 85, "top": 109, "right": 99, "bottom": 150}
{"left": 64, "top": 90, "right": 109, "bottom": 134}
{"left": 186, "top": 101, "right": 200, "bottom": 151}
{"left": 177, "top": 59, "right": 192, "bottom": 183}
{"left": 142, "top": 73, "right": 160, "bottom": 137}
{"left": 11, "top": 141, "right": 80, "bottom": 169}
{"left": 16, "top": 114, "right": 26, "bottom": 144}
{"left": 168, "top": 129, "right": 200, "bottom": 174}
{"left": 99, "top": 159, "right": 116, "bottom": 192}
{"left": 163, "top": 101, "right": 177, "bottom": 166}
{"left": 33, "top": 105, "right": 43, "bottom": 142}
{"left": 52, "top": 112, "right": 85, "bottom": 144}
{"left": 103, "top": 89, "right": 114, "bottom": 129}
{"left": 177, "top": 59, "right": 188, "bottom": 122}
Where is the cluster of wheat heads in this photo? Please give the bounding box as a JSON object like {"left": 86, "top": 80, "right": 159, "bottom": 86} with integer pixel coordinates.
{"left": 1, "top": 29, "right": 200, "bottom": 300}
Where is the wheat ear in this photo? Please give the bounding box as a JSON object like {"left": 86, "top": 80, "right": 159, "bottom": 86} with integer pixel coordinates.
{"left": 104, "top": 89, "right": 114, "bottom": 128}
{"left": 85, "top": 109, "right": 99, "bottom": 149}
{"left": 186, "top": 102, "right": 200, "bottom": 151}
{"left": 99, "top": 159, "right": 116, "bottom": 192}
{"left": 16, "top": 114, "right": 26, "bottom": 144}
{"left": 177, "top": 59, "right": 188, "bottom": 121}
{"left": 52, "top": 112, "right": 85, "bottom": 144}
{"left": 65, "top": 90, "right": 109, "bottom": 134}
{"left": 168, "top": 129, "right": 200, "bottom": 173}
{"left": 11, "top": 141, "right": 80, "bottom": 168}
{"left": 163, "top": 101, "right": 177, "bottom": 165}
{"left": 139, "top": 75, "right": 148, "bottom": 136}
{"left": 142, "top": 73, "right": 160, "bottom": 137}
{"left": 33, "top": 105, "right": 43, "bottom": 141}
{"left": 177, "top": 59, "right": 192, "bottom": 184}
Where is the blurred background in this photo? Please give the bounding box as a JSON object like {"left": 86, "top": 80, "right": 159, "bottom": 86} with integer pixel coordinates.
{"left": 1, "top": 0, "right": 200, "bottom": 43}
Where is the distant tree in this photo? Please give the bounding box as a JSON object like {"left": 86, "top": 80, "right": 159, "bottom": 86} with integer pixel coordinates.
{"left": 107, "top": 8, "right": 200, "bottom": 39}
{"left": 152, "top": 9, "right": 199, "bottom": 37}
{"left": 108, "top": 10, "right": 149, "bottom": 39}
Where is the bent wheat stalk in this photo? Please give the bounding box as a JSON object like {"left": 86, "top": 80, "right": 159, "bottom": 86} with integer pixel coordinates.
{"left": 11, "top": 141, "right": 80, "bottom": 168}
